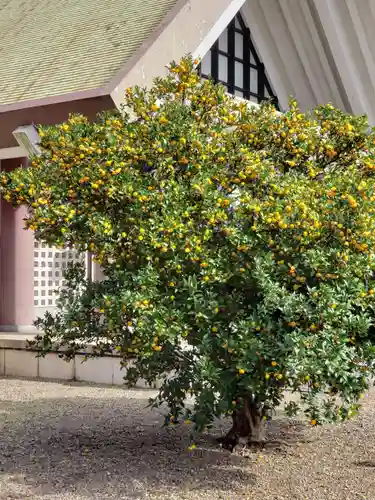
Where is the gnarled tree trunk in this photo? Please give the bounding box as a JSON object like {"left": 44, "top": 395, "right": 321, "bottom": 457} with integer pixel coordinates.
{"left": 218, "top": 395, "right": 267, "bottom": 452}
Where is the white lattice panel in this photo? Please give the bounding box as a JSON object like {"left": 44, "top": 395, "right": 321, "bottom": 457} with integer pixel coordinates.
{"left": 33, "top": 241, "right": 85, "bottom": 308}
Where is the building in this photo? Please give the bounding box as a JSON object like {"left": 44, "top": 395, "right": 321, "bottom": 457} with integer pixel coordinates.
{"left": 0, "top": 0, "right": 374, "bottom": 380}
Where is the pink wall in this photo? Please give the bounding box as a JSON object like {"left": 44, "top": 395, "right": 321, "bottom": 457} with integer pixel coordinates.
{"left": 0, "top": 96, "right": 116, "bottom": 331}
{"left": 0, "top": 96, "right": 114, "bottom": 149}
{"left": 0, "top": 157, "right": 35, "bottom": 331}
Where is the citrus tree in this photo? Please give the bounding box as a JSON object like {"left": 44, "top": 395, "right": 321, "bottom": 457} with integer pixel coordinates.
{"left": 3, "top": 57, "right": 375, "bottom": 449}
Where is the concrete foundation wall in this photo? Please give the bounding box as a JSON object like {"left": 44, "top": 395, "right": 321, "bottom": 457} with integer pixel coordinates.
{"left": 0, "top": 334, "right": 159, "bottom": 388}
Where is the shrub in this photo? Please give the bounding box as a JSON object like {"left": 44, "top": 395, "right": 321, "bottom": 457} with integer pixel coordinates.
{"left": 3, "top": 57, "right": 375, "bottom": 448}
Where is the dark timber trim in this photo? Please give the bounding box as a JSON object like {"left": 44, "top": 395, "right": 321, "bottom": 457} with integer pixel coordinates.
{"left": 199, "top": 12, "right": 279, "bottom": 108}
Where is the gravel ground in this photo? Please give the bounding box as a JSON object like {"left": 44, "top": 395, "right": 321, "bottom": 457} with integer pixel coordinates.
{"left": 0, "top": 378, "right": 375, "bottom": 500}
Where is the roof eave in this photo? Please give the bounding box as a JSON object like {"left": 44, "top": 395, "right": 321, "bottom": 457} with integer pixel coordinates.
{"left": 0, "top": 87, "right": 111, "bottom": 114}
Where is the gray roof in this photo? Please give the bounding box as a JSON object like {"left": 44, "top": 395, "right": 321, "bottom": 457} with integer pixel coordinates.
{"left": 0, "top": 0, "right": 178, "bottom": 105}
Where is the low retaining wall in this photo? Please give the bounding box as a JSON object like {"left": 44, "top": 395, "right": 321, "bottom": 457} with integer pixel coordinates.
{"left": 0, "top": 333, "right": 158, "bottom": 388}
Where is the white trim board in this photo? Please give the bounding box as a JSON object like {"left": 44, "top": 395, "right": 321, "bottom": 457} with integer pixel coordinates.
{"left": 193, "top": 0, "right": 247, "bottom": 60}
{"left": 0, "top": 146, "right": 26, "bottom": 160}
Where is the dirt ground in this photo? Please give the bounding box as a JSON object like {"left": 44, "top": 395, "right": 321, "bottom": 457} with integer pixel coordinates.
{"left": 0, "top": 377, "right": 374, "bottom": 500}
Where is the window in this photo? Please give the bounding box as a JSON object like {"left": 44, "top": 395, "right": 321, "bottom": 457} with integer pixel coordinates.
{"left": 199, "top": 12, "right": 278, "bottom": 107}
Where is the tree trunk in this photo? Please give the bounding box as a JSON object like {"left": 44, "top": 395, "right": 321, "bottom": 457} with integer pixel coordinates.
{"left": 218, "top": 395, "right": 267, "bottom": 451}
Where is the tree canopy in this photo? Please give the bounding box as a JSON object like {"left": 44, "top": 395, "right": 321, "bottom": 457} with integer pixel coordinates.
{"left": 3, "top": 57, "right": 375, "bottom": 448}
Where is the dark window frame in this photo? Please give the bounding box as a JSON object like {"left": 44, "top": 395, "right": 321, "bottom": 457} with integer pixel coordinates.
{"left": 198, "top": 12, "right": 279, "bottom": 108}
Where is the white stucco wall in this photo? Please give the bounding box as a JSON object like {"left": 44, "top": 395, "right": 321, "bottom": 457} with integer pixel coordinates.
{"left": 112, "top": 0, "right": 375, "bottom": 122}
{"left": 110, "top": 0, "right": 247, "bottom": 108}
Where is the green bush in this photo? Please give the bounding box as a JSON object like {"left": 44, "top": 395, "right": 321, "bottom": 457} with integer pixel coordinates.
{"left": 3, "top": 57, "right": 375, "bottom": 448}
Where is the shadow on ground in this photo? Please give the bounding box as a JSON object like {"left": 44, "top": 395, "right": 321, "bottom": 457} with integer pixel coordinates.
{"left": 0, "top": 382, "right": 308, "bottom": 499}
{"left": 354, "top": 460, "right": 375, "bottom": 467}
